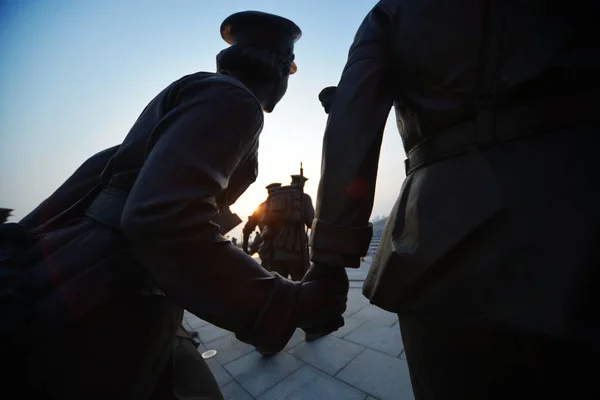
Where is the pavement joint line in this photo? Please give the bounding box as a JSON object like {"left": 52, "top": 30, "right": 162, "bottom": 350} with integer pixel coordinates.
{"left": 250, "top": 353, "right": 306, "bottom": 398}
{"left": 332, "top": 347, "right": 376, "bottom": 397}
{"left": 224, "top": 379, "right": 255, "bottom": 400}
{"left": 286, "top": 345, "right": 372, "bottom": 399}
{"left": 341, "top": 335, "right": 406, "bottom": 360}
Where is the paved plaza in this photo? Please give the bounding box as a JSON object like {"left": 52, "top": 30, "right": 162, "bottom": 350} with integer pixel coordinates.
{"left": 183, "top": 258, "right": 415, "bottom": 400}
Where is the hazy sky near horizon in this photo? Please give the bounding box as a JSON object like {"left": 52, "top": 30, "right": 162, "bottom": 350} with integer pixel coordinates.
{"left": 0, "top": 0, "right": 406, "bottom": 238}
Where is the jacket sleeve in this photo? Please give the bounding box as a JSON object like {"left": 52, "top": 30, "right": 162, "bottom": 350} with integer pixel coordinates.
{"left": 120, "top": 82, "right": 299, "bottom": 347}
{"left": 310, "top": 1, "right": 397, "bottom": 268}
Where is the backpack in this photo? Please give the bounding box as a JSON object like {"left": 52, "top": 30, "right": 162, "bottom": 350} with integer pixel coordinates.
{"left": 261, "top": 186, "right": 304, "bottom": 226}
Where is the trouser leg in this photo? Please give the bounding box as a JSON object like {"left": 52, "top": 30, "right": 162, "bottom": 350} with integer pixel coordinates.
{"left": 397, "top": 314, "right": 600, "bottom": 400}
{"left": 287, "top": 260, "right": 307, "bottom": 281}
{"left": 270, "top": 260, "right": 290, "bottom": 279}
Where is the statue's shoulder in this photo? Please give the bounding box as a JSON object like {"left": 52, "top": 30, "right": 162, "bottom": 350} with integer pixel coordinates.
{"left": 180, "top": 72, "right": 258, "bottom": 100}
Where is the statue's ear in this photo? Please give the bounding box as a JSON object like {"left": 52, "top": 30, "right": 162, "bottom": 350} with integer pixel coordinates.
{"left": 289, "top": 61, "right": 297, "bottom": 75}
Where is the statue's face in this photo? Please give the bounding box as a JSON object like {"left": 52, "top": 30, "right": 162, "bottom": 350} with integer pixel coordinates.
{"left": 262, "top": 75, "right": 289, "bottom": 113}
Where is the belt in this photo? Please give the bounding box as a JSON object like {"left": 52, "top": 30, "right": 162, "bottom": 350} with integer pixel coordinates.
{"left": 405, "top": 91, "right": 600, "bottom": 174}
{"left": 85, "top": 187, "right": 129, "bottom": 230}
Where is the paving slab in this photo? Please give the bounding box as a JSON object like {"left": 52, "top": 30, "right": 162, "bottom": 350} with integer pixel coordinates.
{"left": 284, "top": 329, "right": 305, "bottom": 351}
{"left": 344, "top": 289, "right": 371, "bottom": 317}
{"left": 344, "top": 322, "right": 404, "bottom": 357}
{"left": 197, "top": 344, "right": 234, "bottom": 388}
{"left": 288, "top": 335, "right": 364, "bottom": 375}
{"left": 257, "top": 365, "right": 366, "bottom": 400}
{"left": 349, "top": 281, "right": 365, "bottom": 288}
{"left": 351, "top": 305, "right": 398, "bottom": 327}
{"left": 221, "top": 381, "right": 254, "bottom": 400}
{"left": 337, "top": 349, "right": 414, "bottom": 400}
{"left": 224, "top": 350, "right": 305, "bottom": 397}
{"left": 184, "top": 310, "right": 210, "bottom": 330}
{"left": 204, "top": 333, "right": 256, "bottom": 365}
{"left": 331, "top": 317, "right": 365, "bottom": 339}
{"left": 194, "top": 323, "right": 231, "bottom": 343}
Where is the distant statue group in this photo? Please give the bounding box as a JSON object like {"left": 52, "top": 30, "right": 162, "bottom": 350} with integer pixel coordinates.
{"left": 242, "top": 167, "right": 315, "bottom": 282}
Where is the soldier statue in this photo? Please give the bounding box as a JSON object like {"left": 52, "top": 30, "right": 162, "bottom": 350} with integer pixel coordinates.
{"left": 308, "top": 0, "right": 600, "bottom": 399}
{"left": 1, "top": 11, "right": 347, "bottom": 400}
{"left": 261, "top": 169, "right": 315, "bottom": 282}
{"left": 242, "top": 182, "right": 282, "bottom": 270}
{"left": 0, "top": 208, "right": 12, "bottom": 224}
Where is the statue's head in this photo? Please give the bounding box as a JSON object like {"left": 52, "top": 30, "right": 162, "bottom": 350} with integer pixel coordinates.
{"left": 290, "top": 174, "right": 308, "bottom": 189}
{"left": 318, "top": 86, "right": 337, "bottom": 114}
{"left": 265, "top": 182, "right": 282, "bottom": 195}
{"left": 217, "top": 11, "right": 302, "bottom": 113}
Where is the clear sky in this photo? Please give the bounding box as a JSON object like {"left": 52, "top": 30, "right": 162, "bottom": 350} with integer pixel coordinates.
{"left": 0, "top": 0, "right": 406, "bottom": 239}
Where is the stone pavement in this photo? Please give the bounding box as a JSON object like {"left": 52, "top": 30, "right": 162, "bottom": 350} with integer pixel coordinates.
{"left": 183, "top": 261, "right": 415, "bottom": 400}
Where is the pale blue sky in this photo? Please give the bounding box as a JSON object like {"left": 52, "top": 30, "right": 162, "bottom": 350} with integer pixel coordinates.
{"left": 0, "top": 0, "right": 405, "bottom": 238}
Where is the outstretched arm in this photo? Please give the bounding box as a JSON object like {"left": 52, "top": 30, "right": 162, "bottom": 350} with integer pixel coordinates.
{"left": 310, "top": 0, "right": 397, "bottom": 268}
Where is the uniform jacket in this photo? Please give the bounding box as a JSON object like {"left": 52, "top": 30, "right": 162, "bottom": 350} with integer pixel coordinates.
{"left": 310, "top": 0, "right": 600, "bottom": 342}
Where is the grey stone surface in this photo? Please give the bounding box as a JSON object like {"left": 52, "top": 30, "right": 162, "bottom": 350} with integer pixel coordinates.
{"left": 331, "top": 317, "right": 365, "bottom": 339}
{"left": 204, "top": 333, "right": 256, "bottom": 365}
{"left": 257, "top": 365, "right": 366, "bottom": 400}
{"left": 224, "top": 351, "right": 304, "bottom": 397}
{"left": 344, "top": 289, "right": 370, "bottom": 317}
{"left": 337, "top": 349, "right": 414, "bottom": 400}
{"left": 184, "top": 310, "right": 210, "bottom": 330}
{"left": 284, "top": 329, "right": 305, "bottom": 351}
{"left": 344, "top": 322, "right": 404, "bottom": 357}
{"left": 177, "top": 259, "right": 416, "bottom": 399}
{"left": 221, "top": 381, "right": 254, "bottom": 400}
{"left": 195, "top": 323, "right": 231, "bottom": 343}
{"left": 197, "top": 344, "right": 234, "bottom": 388}
{"left": 288, "top": 335, "right": 364, "bottom": 375}
{"left": 352, "top": 305, "right": 398, "bottom": 327}
{"left": 347, "top": 259, "right": 372, "bottom": 281}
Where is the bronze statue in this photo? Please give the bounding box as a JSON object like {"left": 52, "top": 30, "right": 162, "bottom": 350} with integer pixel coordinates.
{"left": 3, "top": 11, "right": 348, "bottom": 399}
{"left": 242, "top": 182, "right": 282, "bottom": 270}
{"left": 309, "top": 0, "right": 600, "bottom": 398}
{"left": 261, "top": 167, "right": 315, "bottom": 282}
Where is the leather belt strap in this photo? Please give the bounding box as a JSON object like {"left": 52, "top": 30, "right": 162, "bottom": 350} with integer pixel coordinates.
{"left": 405, "top": 91, "right": 600, "bottom": 175}
{"left": 85, "top": 187, "right": 129, "bottom": 230}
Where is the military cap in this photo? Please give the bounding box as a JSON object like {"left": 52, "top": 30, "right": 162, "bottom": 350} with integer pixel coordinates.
{"left": 265, "top": 182, "right": 282, "bottom": 191}
{"left": 220, "top": 11, "right": 302, "bottom": 74}
{"left": 290, "top": 174, "right": 309, "bottom": 183}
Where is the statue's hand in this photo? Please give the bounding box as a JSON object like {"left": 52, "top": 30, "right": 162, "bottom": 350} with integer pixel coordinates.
{"left": 298, "top": 263, "right": 349, "bottom": 336}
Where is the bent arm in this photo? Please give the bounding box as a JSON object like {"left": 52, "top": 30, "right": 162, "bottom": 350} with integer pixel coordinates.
{"left": 121, "top": 82, "right": 298, "bottom": 348}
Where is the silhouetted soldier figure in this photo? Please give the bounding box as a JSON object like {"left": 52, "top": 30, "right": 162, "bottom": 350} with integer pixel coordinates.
{"left": 0, "top": 208, "right": 12, "bottom": 224}
{"left": 1, "top": 11, "right": 347, "bottom": 400}
{"left": 308, "top": 1, "right": 600, "bottom": 399}
{"left": 242, "top": 182, "right": 282, "bottom": 270}
{"left": 263, "top": 172, "right": 315, "bottom": 281}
